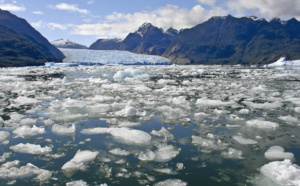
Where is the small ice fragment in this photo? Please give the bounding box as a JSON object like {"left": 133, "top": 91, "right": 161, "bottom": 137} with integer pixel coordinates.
{"left": 20, "top": 118, "right": 37, "bottom": 126}
{"left": 260, "top": 159, "right": 300, "bottom": 185}
{"left": 62, "top": 150, "right": 99, "bottom": 177}
{"left": 154, "top": 179, "right": 187, "bottom": 186}
{"left": 138, "top": 149, "right": 156, "bottom": 161}
{"left": 13, "top": 125, "right": 45, "bottom": 138}
{"left": 154, "top": 144, "right": 181, "bottom": 162}
{"left": 122, "top": 106, "right": 137, "bottom": 116}
{"left": 278, "top": 115, "right": 299, "bottom": 124}
{"left": 233, "top": 135, "right": 258, "bottom": 145}
{"left": 14, "top": 96, "right": 39, "bottom": 105}
{"left": 10, "top": 143, "right": 52, "bottom": 155}
{"left": 52, "top": 124, "right": 75, "bottom": 135}
{"left": 151, "top": 127, "right": 174, "bottom": 140}
{"left": 245, "top": 119, "right": 279, "bottom": 129}
{"left": 221, "top": 148, "right": 244, "bottom": 159}
{"left": 66, "top": 180, "right": 88, "bottom": 186}
{"left": 0, "top": 131, "right": 10, "bottom": 141}
{"left": 239, "top": 109, "right": 249, "bottom": 114}
{"left": 109, "top": 148, "right": 130, "bottom": 156}
{"left": 176, "top": 163, "right": 184, "bottom": 170}
{"left": 264, "top": 146, "right": 294, "bottom": 160}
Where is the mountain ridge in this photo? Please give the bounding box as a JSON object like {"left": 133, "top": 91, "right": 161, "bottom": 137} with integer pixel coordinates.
{"left": 0, "top": 9, "right": 65, "bottom": 67}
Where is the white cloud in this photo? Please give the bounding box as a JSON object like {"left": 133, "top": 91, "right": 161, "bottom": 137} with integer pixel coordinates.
{"left": 32, "top": 11, "right": 43, "bottom": 15}
{"left": 49, "top": 3, "right": 90, "bottom": 14}
{"left": 227, "top": 0, "right": 300, "bottom": 19}
{"left": 31, "top": 20, "right": 72, "bottom": 31}
{"left": 73, "top": 4, "right": 227, "bottom": 38}
{"left": 87, "top": 0, "right": 94, "bottom": 5}
{"left": 0, "top": 3, "right": 25, "bottom": 11}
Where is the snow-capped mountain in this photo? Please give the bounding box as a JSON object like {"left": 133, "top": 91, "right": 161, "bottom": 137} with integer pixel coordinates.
{"left": 51, "top": 39, "right": 87, "bottom": 49}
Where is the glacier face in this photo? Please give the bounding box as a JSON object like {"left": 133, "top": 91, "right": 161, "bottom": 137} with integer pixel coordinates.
{"left": 59, "top": 48, "right": 170, "bottom": 65}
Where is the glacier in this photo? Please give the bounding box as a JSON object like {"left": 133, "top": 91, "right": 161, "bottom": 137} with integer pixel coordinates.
{"left": 59, "top": 48, "right": 170, "bottom": 65}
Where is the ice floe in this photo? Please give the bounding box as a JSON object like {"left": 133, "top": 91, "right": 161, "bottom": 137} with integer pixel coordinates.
{"left": 52, "top": 124, "right": 75, "bottom": 135}
{"left": 62, "top": 150, "right": 99, "bottom": 177}
{"left": 81, "top": 127, "right": 151, "bottom": 145}
{"left": 0, "top": 131, "right": 10, "bottom": 141}
{"left": 10, "top": 143, "right": 52, "bottom": 155}
{"left": 154, "top": 179, "right": 187, "bottom": 186}
{"left": 0, "top": 160, "right": 52, "bottom": 182}
{"left": 154, "top": 144, "right": 181, "bottom": 162}
{"left": 245, "top": 119, "right": 279, "bottom": 129}
{"left": 264, "top": 146, "right": 294, "bottom": 161}
{"left": 260, "top": 159, "right": 300, "bottom": 185}
{"left": 233, "top": 134, "right": 258, "bottom": 145}
{"left": 13, "top": 125, "right": 45, "bottom": 138}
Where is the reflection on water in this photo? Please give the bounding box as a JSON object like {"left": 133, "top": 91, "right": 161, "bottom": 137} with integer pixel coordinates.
{"left": 0, "top": 65, "right": 299, "bottom": 185}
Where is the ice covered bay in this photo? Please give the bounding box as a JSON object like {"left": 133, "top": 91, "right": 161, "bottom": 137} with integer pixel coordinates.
{"left": 0, "top": 65, "right": 300, "bottom": 185}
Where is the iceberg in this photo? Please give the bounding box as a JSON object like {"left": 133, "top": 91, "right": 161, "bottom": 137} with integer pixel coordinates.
{"left": 265, "top": 57, "right": 300, "bottom": 67}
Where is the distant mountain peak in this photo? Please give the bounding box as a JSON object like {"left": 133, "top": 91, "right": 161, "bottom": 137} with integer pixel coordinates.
{"left": 166, "top": 27, "right": 179, "bottom": 36}
{"left": 51, "top": 39, "right": 87, "bottom": 49}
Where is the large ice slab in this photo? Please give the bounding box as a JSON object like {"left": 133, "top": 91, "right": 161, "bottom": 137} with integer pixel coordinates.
{"left": 265, "top": 57, "right": 300, "bottom": 67}
{"left": 81, "top": 127, "right": 151, "bottom": 145}
{"left": 260, "top": 159, "right": 300, "bottom": 185}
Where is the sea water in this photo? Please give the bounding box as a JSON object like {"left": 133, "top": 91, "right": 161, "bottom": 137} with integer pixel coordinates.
{"left": 0, "top": 60, "right": 300, "bottom": 185}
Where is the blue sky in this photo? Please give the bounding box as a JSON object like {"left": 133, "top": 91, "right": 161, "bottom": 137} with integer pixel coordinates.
{"left": 1, "top": 0, "right": 299, "bottom": 46}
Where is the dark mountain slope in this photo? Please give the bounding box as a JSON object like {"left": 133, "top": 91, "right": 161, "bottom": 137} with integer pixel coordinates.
{"left": 163, "top": 15, "right": 300, "bottom": 65}
{"left": 0, "top": 9, "right": 64, "bottom": 67}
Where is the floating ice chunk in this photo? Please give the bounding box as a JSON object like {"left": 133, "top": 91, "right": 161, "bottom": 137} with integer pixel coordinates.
{"left": 239, "top": 109, "right": 250, "bottom": 114}
{"left": 109, "top": 148, "right": 130, "bottom": 156}
{"left": 243, "top": 101, "right": 282, "bottom": 109}
{"left": 10, "top": 143, "right": 52, "bottom": 155}
{"left": 154, "top": 179, "right": 187, "bottom": 186}
{"left": 62, "top": 150, "right": 99, "bottom": 177}
{"left": 122, "top": 106, "right": 137, "bottom": 116}
{"left": 133, "top": 85, "right": 152, "bottom": 92}
{"left": 138, "top": 149, "right": 156, "bottom": 161}
{"left": 233, "top": 135, "right": 258, "bottom": 145}
{"left": 113, "top": 69, "right": 150, "bottom": 81}
{"left": 151, "top": 127, "right": 174, "bottom": 141}
{"left": 0, "top": 131, "right": 10, "bottom": 141}
{"left": 245, "top": 119, "right": 279, "bottom": 129}
{"left": 50, "top": 100, "right": 63, "bottom": 109}
{"left": 176, "top": 163, "right": 184, "bottom": 170}
{"left": 196, "top": 98, "right": 234, "bottom": 107}
{"left": 13, "top": 125, "right": 45, "bottom": 138}
{"left": 63, "top": 98, "right": 86, "bottom": 108}
{"left": 81, "top": 127, "right": 151, "bottom": 145}
{"left": 295, "top": 107, "right": 300, "bottom": 113}
{"left": 192, "top": 136, "right": 228, "bottom": 151}
{"left": 154, "top": 168, "right": 175, "bottom": 174}
{"left": 52, "top": 124, "right": 75, "bottom": 136}
{"left": 14, "top": 96, "right": 39, "bottom": 105}
{"left": 20, "top": 118, "right": 37, "bottom": 126}
{"left": 154, "top": 144, "right": 181, "bottom": 162}
{"left": 260, "top": 159, "right": 300, "bottom": 185}
{"left": 0, "top": 161, "right": 52, "bottom": 182}
{"left": 0, "top": 152, "right": 11, "bottom": 163}
{"left": 278, "top": 115, "right": 299, "bottom": 124}
{"left": 66, "top": 180, "right": 88, "bottom": 186}
{"left": 221, "top": 148, "right": 244, "bottom": 159}
{"left": 264, "top": 146, "right": 294, "bottom": 161}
